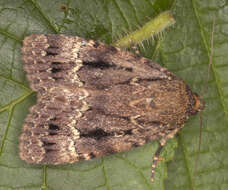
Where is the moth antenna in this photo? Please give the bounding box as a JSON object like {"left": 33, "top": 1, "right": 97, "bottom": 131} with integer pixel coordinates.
{"left": 193, "top": 112, "right": 203, "bottom": 181}
{"left": 194, "top": 16, "right": 215, "bottom": 183}
{"left": 201, "top": 17, "right": 215, "bottom": 97}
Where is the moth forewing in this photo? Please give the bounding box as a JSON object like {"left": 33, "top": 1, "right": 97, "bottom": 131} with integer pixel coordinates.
{"left": 20, "top": 34, "right": 204, "bottom": 181}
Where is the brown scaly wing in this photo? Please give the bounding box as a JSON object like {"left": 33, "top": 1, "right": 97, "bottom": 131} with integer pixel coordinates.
{"left": 20, "top": 34, "right": 203, "bottom": 165}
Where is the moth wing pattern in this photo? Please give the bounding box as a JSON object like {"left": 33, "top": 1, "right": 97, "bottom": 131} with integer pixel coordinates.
{"left": 20, "top": 34, "right": 203, "bottom": 165}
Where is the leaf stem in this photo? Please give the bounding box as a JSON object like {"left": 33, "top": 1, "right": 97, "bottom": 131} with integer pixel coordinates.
{"left": 113, "top": 11, "right": 176, "bottom": 48}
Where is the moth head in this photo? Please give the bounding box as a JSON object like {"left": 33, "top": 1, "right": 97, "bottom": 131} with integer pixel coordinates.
{"left": 189, "top": 93, "right": 205, "bottom": 115}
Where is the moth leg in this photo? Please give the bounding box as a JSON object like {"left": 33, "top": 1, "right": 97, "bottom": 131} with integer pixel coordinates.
{"left": 160, "top": 127, "right": 179, "bottom": 146}
{"left": 151, "top": 127, "right": 181, "bottom": 182}
{"left": 151, "top": 145, "right": 163, "bottom": 182}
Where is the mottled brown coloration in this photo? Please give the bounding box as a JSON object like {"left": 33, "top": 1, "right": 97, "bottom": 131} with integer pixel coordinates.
{"left": 20, "top": 34, "right": 203, "bottom": 170}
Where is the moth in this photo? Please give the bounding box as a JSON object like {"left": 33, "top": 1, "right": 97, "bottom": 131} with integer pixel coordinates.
{"left": 20, "top": 34, "right": 204, "bottom": 180}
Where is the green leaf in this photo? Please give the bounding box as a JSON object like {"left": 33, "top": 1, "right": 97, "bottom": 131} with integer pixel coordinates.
{"left": 0, "top": 0, "right": 227, "bottom": 190}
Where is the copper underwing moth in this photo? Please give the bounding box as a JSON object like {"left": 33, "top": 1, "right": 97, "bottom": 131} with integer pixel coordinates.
{"left": 19, "top": 34, "right": 204, "bottom": 181}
